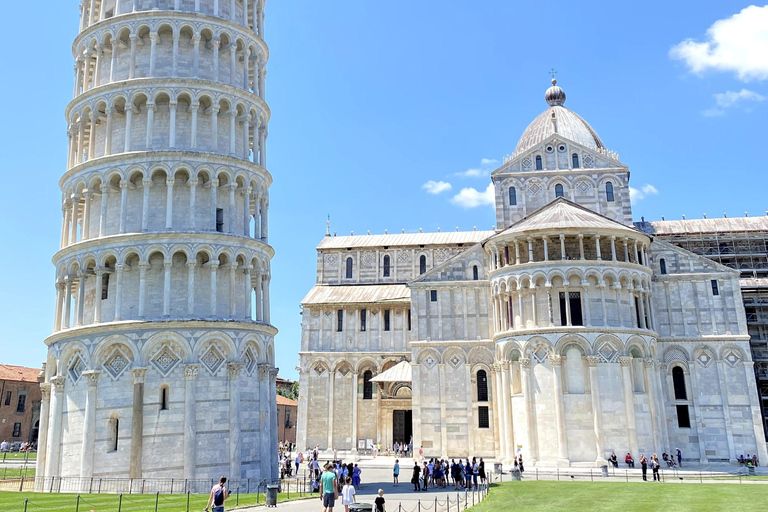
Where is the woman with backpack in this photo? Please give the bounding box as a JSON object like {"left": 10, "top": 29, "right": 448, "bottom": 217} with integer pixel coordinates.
{"left": 205, "top": 476, "right": 230, "bottom": 512}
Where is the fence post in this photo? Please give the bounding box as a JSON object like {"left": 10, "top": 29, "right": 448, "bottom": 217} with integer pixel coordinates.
{"left": 23, "top": 498, "right": 28, "bottom": 512}
{"left": 98, "top": 478, "right": 102, "bottom": 494}
{"left": 155, "top": 491, "right": 159, "bottom": 512}
{"left": 187, "top": 490, "right": 191, "bottom": 512}
{"left": 76, "top": 494, "right": 80, "bottom": 512}
{"left": 118, "top": 493, "right": 123, "bottom": 512}
{"left": 557, "top": 469, "right": 559, "bottom": 481}
{"left": 19, "top": 476, "right": 24, "bottom": 492}
{"left": 247, "top": 478, "right": 250, "bottom": 494}
{"left": 418, "top": 500, "right": 421, "bottom": 512}
{"left": 171, "top": 478, "right": 174, "bottom": 495}
{"left": 237, "top": 486, "right": 239, "bottom": 505}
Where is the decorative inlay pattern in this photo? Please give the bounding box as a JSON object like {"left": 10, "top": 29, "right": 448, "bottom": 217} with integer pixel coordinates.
{"left": 200, "top": 345, "right": 226, "bottom": 375}
{"left": 152, "top": 346, "right": 180, "bottom": 376}
{"left": 68, "top": 355, "right": 87, "bottom": 383}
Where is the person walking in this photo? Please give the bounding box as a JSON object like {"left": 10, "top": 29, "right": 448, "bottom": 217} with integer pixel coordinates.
{"left": 205, "top": 476, "right": 230, "bottom": 512}
{"left": 341, "top": 476, "right": 356, "bottom": 512}
{"left": 321, "top": 463, "right": 339, "bottom": 512}
{"left": 393, "top": 459, "right": 400, "bottom": 486}
{"left": 352, "top": 464, "right": 361, "bottom": 490}
{"left": 676, "top": 448, "right": 682, "bottom": 468}
{"left": 640, "top": 454, "right": 648, "bottom": 481}
{"left": 411, "top": 463, "right": 421, "bottom": 491}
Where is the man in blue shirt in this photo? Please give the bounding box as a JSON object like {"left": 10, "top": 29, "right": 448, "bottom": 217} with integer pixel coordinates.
{"left": 321, "top": 463, "right": 338, "bottom": 511}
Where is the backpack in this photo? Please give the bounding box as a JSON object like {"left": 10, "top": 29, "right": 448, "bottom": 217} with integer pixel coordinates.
{"left": 213, "top": 485, "right": 225, "bottom": 506}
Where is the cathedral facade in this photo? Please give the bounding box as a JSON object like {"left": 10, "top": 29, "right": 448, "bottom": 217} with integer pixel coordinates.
{"left": 38, "top": 0, "right": 278, "bottom": 491}
{"left": 296, "top": 80, "right": 768, "bottom": 466}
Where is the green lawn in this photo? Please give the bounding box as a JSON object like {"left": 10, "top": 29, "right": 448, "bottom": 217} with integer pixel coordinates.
{"left": 472, "top": 481, "right": 768, "bottom": 512}
{"left": 1, "top": 453, "right": 36, "bottom": 461}
{"left": 0, "top": 490, "right": 312, "bottom": 511}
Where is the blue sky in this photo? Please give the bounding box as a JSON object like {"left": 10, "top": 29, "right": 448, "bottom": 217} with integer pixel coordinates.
{"left": 0, "top": 1, "right": 766, "bottom": 379}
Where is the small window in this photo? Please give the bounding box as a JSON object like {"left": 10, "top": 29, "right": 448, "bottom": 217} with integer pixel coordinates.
{"left": 110, "top": 417, "right": 119, "bottom": 452}
{"left": 659, "top": 258, "right": 667, "bottom": 275}
{"left": 383, "top": 255, "right": 390, "bottom": 277}
{"left": 160, "top": 386, "right": 169, "bottom": 411}
{"left": 535, "top": 155, "right": 542, "bottom": 170}
{"left": 16, "top": 395, "right": 26, "bottom": 413}
{"left": 509, "top": 187, "right": 517, "bottom": 206}
{"left": 676, "top": 404, "right": 691, "bottom": 428}
{"left": 346, "top": 258, "right": 353, "bottom": 279}
{"left": 216, "top": 208, "right": 224, "bottom": 232}
{"left": 419, "top": 255, "right": 427, "bottom": 275}
{"left": 363, "top": 370, "right": 373, "bottom": 400}
{"left": 555, "top": 184, "right": 564, "bottom": 198}
{"left": 477, "top": 370, "right": 488, "bottom": 402}
{"left": 285, "top": 409, "right": 291, "bottom": 428}
{"left": 407, "top": 309, "right": 411, "bottom": 331}
{"left": 360, "top": 309, "right": 366, "bottom": 331}
{"left": 384, "top": 309, "right": 390, "bottom": 331}
{"left": 12, "top": 423, "right": 21, "bottom": 438}
{"left": 473, "top": 265, "right": 479, "bottom": 281}
{"left": 606, "top": 182, "right": 614, "bottom": 202}
{"left": 711, "top": 280, "right": 719, "bottom": 296}
{"left": 478, "top": 406, "right": 489, "bottom": 429}
{"left": 572, "top": 153, "right": 579, "bottom": 168}
{"left": 337, "top": 309, "right": 343, "bottom": 332}
{"left": 102, "top": 273, "right": 110, "bottom": 300}
{"left": 4, "top": 391, "right": 11, "bottom": 406}
{"left": 430, "top": 290, "right": 437, "bottom": 302}
{"left": 672, "top": 366, "right": 687, "bottom": 400}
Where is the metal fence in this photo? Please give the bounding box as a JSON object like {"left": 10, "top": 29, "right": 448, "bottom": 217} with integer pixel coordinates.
{"left": 487, "top": 465, "right": 764, "bottom": 484}
{"left": 0, "top": 476, "right": 278, "bottom": 495}
{"left": 390, "top": 483, "right": 490, "bottom": 512}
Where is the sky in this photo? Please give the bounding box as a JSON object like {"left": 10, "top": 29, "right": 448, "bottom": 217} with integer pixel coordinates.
{"left": 0, "top": 1, "right": 766, "bottom": 380}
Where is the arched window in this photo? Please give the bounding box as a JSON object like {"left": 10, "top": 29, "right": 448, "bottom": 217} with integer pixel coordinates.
{"left": 659, "top": 258, "right": 667, "bottom": 275}
{"left": 419, "top": 255, "right": 427, "bottom": 275}
{"left": 672, "top": 366, "right": 687, "bottom": 400}
{"left": 476, "top": 370, "right": 488, "bottom": 402}
{"left": 473, "top": 265, "right": 479, "bottom": 281}
{"left": 535, "top": 155, "right": 543, "bottom": 170}
{"left": 572, "top": 153, "right": 579, "bottom": 168}
{"left": 555, "top": 184, "right": 564, "bottom": 198}
{"left": 606, "top": 181, "right": 615, "bottom": 202}
{"left": 363, "top": 370, "right": 373, "bottom": 400}
{"left": 509, "top": 187, "right": 517, "bottom": 206}
{"left": 345, "top": 257, "right": 353, "bottom": 279}
{"left": 160, "top": 386, "right": 169, "bottom": 410}
{"left": 109, "top": 417, "right": 119, "bottom": 452}
{"left": 383, "top": 255, "right": 390, "bottom": 277}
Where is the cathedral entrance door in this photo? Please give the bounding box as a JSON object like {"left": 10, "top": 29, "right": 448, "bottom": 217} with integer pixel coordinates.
{"left": 392, "top": 410, "right": 412, "bottom": 445}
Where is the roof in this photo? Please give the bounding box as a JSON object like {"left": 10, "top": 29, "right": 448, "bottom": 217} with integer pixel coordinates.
{"left": 515, "top": 82, "right": 604, "bottom": 154}
{"left": 317, "top": 231, "right": 495, "bottom": 250}
{"left": 636, "top": 216, "right": 768, "bottom": 236}
{"left": 492, "top": 198, "right": 640, "bottom": 238}
{"left": 302, "top": 284, "right": 411, "bottom": 305}
{"left": 740, "top": 278, "right": 768, "bottom": 289}
{"left": 370, "top": 361, "right": 412, "bottom": 383}
{"left": 0, "top": 365, "right": 41, "bottom": 383}
{"left": 276, "top": 395, "right": 297, "bottom": 407}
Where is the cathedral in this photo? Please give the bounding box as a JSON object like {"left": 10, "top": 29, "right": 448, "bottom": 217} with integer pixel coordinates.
{"left": 296, "top": 79, "right": 768, "bottom": 467}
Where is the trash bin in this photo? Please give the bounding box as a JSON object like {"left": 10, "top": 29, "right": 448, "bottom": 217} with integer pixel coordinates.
{"left": 494, "top": 462, "right": 503, "bottom": 474}
{"left": 266, "top": 484, "right": 279, "bottom": 507}
{"left": 601, "top": 465, "right": 609, "bottom": 478}
{"left": 349, "top": 504, "right": 373, "bottom": 511}
{"left": 748, "top": 466, "right": 756, "bottom": 476}
{"left": 512, "top": 469, "right": 522, "bottom": 481}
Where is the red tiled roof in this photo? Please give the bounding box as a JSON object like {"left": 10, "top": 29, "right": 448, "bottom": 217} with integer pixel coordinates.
{"left": 0, "top": 365, "right": 41, "bottom": 383}
{"left": 276, "top": 395, "right": 297, "bottom": 407}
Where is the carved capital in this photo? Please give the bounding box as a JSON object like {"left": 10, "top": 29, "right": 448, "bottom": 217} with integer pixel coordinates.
{"left": 549, "top": 354, "right": 563, "bottom": 367}
{"left": 40, "top": 383, "right": 52, "bottom": 400}
{"left": 257, "top": 363, "right": 270, "bottom": 378}
{"left": 519, "top": 357, "right": 531, "bottom": 369}
{"left": 131, "top": 367, "right": 147, "bottom": 384}
{"left": 52, "top": 376, "right": 66, "bottom": 392}
{"left": 619, "top": 356, "right": 632, "bottom": 367}
{"left": 184, "top": 364, "right": 199, "bottom": 379}
{"left": 83, "top": 370, "right": 101, "bottom": 388}
{"left": 643, "top": 358, "right": 655, "bottom": 368}
{"left": 500, "top": 360, "right": 511, "bottom": 370}
{"left": 228, "top": 362, "right": 245, "bottom": 378}
{"left": 586, "top": 356, "right": 600, "bottom": 367}
{"left": 269, "top": 368, "right": 279, "bottom": 379}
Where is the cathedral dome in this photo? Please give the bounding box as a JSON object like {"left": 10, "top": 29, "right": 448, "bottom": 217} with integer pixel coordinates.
{"left": 515, "top": 80, "right": 604, "bottom": 154}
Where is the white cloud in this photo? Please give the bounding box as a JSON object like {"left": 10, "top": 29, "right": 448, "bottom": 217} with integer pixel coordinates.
{"left": 701, "top": 89, "right": 764, "bottom": 116}
{"left": 422, "top": 180, "right": 452, "bottom": 195}
{"left": 455, "top": 158, "right": 499, "bottom": 178}
{"left": 480, "top": 158, "right": 499, "bottom": 166}
{"left": 629, "top": 184, "right": 659, "bottom": 204}
{"left": 670, "top": 5, "right": 768, "bottom": 81}
{"left": 450, "top": 183, "right": 495, "bottom": 208}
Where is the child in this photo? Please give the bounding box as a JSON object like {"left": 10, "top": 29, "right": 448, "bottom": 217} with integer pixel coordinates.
{"left": 374, "top": 488, "right": 386, "bottom": 512}
{"left": 341, "top": 476, "right": 356, "bottom": 512}
{"left": 393, "top": 459, "right": 400, "bottom": 486}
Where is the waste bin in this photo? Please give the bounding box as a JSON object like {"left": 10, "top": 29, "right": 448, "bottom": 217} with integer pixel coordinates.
{"left": 266, "top": 484, "right": 279, "bottom": 507}
{"left": 512, "top": 469, "right": 522, "bottom": 481}
{"left": 748, "top": 466, "right": 756, "bottom": 476}
{"left": 494, "top": 462, "right": 503, "bottom": 474}
{"left": 601, "top": 465, "right": 609, "bottom": 478}
{"left": 349, "top": 504, "right": 373, "bottom": 511}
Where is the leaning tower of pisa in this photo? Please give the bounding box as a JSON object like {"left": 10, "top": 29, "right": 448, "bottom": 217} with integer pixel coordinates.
{"left": 37, "top": 0, "right": 278, "bottom": 490}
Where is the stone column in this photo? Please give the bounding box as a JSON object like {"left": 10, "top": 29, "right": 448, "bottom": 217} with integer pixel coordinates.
{"left": 687, "top": 361, "right": 709, "bottom": 464}
{"left": 186, "top": 261, "right": 196, "bottom": 316}
{"left": 138, "top": 261, "right": 148, "bottom": 318}
{"left": 183, "top": 364, "right": 198, "bottom": 481}
{"left": 351, "top": 370, "right": 359, "bottom": 452}
{"left": 210, "top": 178, "right": 219, "bottom": 231}
{"left": 75, "top": 273, "right": 86, "bottom": 326}
{"left": 54, "top": 282, "right": 64, "bottom": 331}
{"left": 466, "top": 365, "right": 475, "bottom": 457}
{"left": 269, "top": 367, "right": 279, "bottom": 480}
{"left": 263, "top": 275, "right": 271, "bottom": 323}
{"left": 438, "top": 363, "right": 448, "bottom": 458}
{"left": 519, "top": 357, "right": 537, "bottom": 463}
{"left": 35, "top": 383, "right": 51, "bottom": 490}
{"left": 165, "top": 178, "right": 175, "bottom": 230}
{"left": 714, "top": 360, "right": 737, "bottom": 462}
{"left": 140, "top": 179, "right": 151, "bottom": 232}
{"left": 211, "top": 107, "right": 220, "bottom": 150}
{"left": 228, "top": 183, "right": 237, "bottom": 233}
{"left": 210, "top": 261, "right": 219, "bottom": 316}
{"left": 228, "top": 363, "right": 244, "bottom": 480}
{"left": 610, "top": 236, "right": 617, "bottom": 261}
{"left": 244, "top": 266, "right": 252, "bottom": 320}
{"left": 63, "top": 279, "right": 73, "bottom": 329}
{"left": 644, "top": 359, "right": 661, "bottom": 454}
{"left": 79, "top": 371, "right": 100, "bottom": 481}
{"left": 550, "top": 355, "right": 569, "bottom": 466}
{"left": 119, "top": 179, "right": 128, "bottom": 233}
{"left": 93, "top": 271, "right": 103, "bottom": 323}
{"left": 45, "top": 376, "right": 66, "bottom": 479}
{"left": 129, "top": 368, "right": 147, "bottom": 479}
{"left": 560, "top": 234, "right": 566, "bottom": 260}
{"left": 243, "top": 188, "right": 251, "bottom": 236}
{"left": 169, "top": 101, "right": 177, "bottom": 149}
{"left": 212, "top": 39, "right": 220, "bottom": 81}
{"left": 99, "top": 183, "right": 109, "bottom": 237}
{"left": 327, "top": 369, "right": 335, "bottom": 450}
{"left": 258, "top": 364, "right": 270, "bottom": 477}
{"left": 502, "top": 361, "right": 515, "bottom": 462}
{"left": 88, "top": 112, "right": 97, "bottom": 160}
{"left": 578, "top": 234, "right": 585, "bottom": 260}
{"left": 587, "top": 356, "right": 607, "bottom": 464}
{"left": 595, "top": 235, "right": 602, "bottom": 260}
{"left": 493, "top": 364, "right": 506, "bottom": 460}
{"left": 114, "top": 264, "right": 124, "bottom": 321}
{"left": 228, "top": 263, "right": 237, "bottom": 318}
{"left": 743, "top": 361, "right": 768, "bottom": 466}
{"left": 172, "top": 35, "right": 180, "bottom": 76}
{"left": 70, "top": 194, "right": 80, "bottom": 244}
{"left": 655, "top": 363, "right": 671, "bottom": 452}
{"left": 128, "top": 35, "right": 138, "bottom": 79}
{"left": 163, "top": 261, "right": 172, "bottom": 317}
{"left": 148, "top": 33, "right": 158, "bottom": 75}
{"left": 619, "top": 357, "right": 639, "bottom": 458}
{"left": 229, "top": 111, "right": 237, "bottom": 156}
{"left": 82, "top": 191, "right": 92, "bottom": 241}
{"left": 254, "top": 271, "right": 263, "bottom": 321}
{"left": 190, "top": 103, "right": 199, "bottom": 149}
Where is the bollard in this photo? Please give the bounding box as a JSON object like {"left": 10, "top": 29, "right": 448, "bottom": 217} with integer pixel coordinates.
{"left": 76, "top": 494, "right": 80, "bottom": 512}
{"left": 187, "top": 490, "right": 191, "bottom": 512}
{"left": 19, "top": 476, "right": 24, "bottom": 492}
{"left": 155, "top": 491, "right": 160, "bottom": 512}
{"left": 557, "top": 469, "right": 559, "bottom": 481}
{"left": 237, "top": 486, "right": 240, "bottom": 505}
{"left": 23, "top": 498, "right": 28, "bottom": 512}
{"left": 118, "top": 493, "right": 123, "bottom": 512}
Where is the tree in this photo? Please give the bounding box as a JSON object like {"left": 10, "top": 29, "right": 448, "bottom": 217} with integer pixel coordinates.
{"left": 277, "top": 381, "right": 299, "bottom": 401}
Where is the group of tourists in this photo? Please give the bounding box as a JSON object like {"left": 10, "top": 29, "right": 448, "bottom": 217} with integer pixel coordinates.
{"left": 318, "top": 462, "right": 384, "bottom": 512}
{"left": 410, "top": 457, "right": 486, "bottom": 491}
{"left": 738, "top": 453, "right": 760, "bottom": 466}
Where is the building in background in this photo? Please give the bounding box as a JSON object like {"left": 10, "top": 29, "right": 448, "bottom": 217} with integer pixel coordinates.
{"left": 276, "top": 395, "right": 297, "bottom": 446}
{"left": 0, "top": 366, "right": 42, "bottom": 446}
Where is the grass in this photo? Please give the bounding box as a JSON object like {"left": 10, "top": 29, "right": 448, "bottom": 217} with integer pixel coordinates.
{"left": 0, "top": 490, "right": 312, "bottom": 512}
{"left": 471, "top": 481, "right": 768, "bottom": 512}
{"left": 0, "top": 453, "right": 36, "bottom": 461}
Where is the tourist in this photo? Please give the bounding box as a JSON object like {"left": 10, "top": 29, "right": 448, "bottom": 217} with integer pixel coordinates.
{"left": 464, "top": 459, "right": 472, "bottom": 489}
{"left": 422, "top": 461, "right": 429, "bottom": 490}
{"left": 676, "top": 448, "right": 682, "bottom": 468}
{"left": 418, "top": 445, "right": 424, "bottom": 462}
{"left": 204, "top": 476, "right": 230, "bottom": 512}
{"left": 479, "top": 458, "right": 486, "bottom": 484}
{"left": 427, "top": 459, "right": 435, "bottom": 487}
{"left": 393, "top": 459, "right": 400, "bottom": 486}
{"left": 374, "top": 489, "right": 387, "bottom": 512}
{"left": 341, "top": 476, "right": 356, "bottom": 512}
{"left": 352, "top": 464, "right": 361, "bottom": 490}
{"left": 408, "top": 440, "right": 413, "bottom": 457}
{"left": 472, "top": 458, "right": 479, "bottom": 490}
{"left": 609, "top": 452, "right": 618, "bottom": 468}
{"left": 651, "top": 454, "right": 660, "bottom": 482}
{"left": 639, "top": 454, "right": 648, "bottom": 481}
{"left": 321, "top": 463, "right": 339, "bottom": 512}
{"left": 518, "top": 454, "right": 525, "bottom": 474}
{"left": 411, "top": 463, "right": 421, "bottom": 491}
{"left": 625, "top": 453, "right": 634, "bottom": 468}
{"left": 296, "top": 452, "right": 303, "bottom": 474}
{"left": 334, "top": 447, "right": 339, "bottom": 460}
